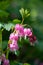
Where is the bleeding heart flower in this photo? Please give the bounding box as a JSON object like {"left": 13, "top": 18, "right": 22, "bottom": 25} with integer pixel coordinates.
{"left": 9, "top": 40, "right": 19, "bottom": 51}
{"left": 9, "top": 33, "right": 15, "bottom": 40}
{"left": 3, "top": 59, "right": 10, "bottom": 65}
{"left": 15, "top": 24, "right": 24, "bottom": 36}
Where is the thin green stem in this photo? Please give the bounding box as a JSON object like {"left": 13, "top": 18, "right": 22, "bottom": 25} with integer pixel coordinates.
{"left": 21, "top": 18, "right": 24, "bottom": 24}
{"left": 0, "top": 30, "right": 2, "bottom": 57}
{"left": 6, "top": 47, "right": 9, "bottom": 59}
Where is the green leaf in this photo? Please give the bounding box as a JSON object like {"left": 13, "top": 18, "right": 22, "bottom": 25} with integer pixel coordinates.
{"left": 26, "top": 13, "right": 30, "bottom": 17}
{"left": 25, "top": 9, "right": 28, "bottom": 14}
{"left": 3, "top": 23, "right": 14, "bottom": 31}
{"left": 25, "top": 9, "right": 30, "bottom": 17}
{"left": 14, "top": 50, "right": 20, "bottom": 56}
{"left": 13, "top": 19, "right": 21, "bottom": 24}
{"left": 19, "top": 8, "right": 30, "bottom": 18}
{"left": 19, "top": 8, "right": 24, "bottom": 18}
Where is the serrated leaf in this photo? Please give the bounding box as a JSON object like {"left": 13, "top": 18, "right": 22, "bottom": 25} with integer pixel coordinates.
{"left": 13, "top": 19, "right": 21, "bottom": 24}
{"left": 3, "top": 23, "right": 14, "bottom": 31}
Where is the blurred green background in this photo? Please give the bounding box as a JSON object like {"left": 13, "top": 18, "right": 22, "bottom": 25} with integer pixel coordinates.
{"left": 0, "top": 0, "right": 43, "bottom": 65}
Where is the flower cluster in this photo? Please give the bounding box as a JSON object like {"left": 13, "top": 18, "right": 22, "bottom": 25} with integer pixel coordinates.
{"left": 1, "top": 54, "right": 10, "bottom": 65}
{"left": 8, "top": 24, "right": 36, "bottom": 51}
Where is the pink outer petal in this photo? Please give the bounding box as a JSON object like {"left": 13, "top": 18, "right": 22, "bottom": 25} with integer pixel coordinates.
{"left": 24, "top": 28, "right": 28, "bottom": 36}
{"left": 9, "top": 40, "right": 19, "bottom": 51}
{"left": 3, "top": 59, "right": 10, "bottom": 65}
{"left": 9, "top": 33, "right": 15, "bottom": 40}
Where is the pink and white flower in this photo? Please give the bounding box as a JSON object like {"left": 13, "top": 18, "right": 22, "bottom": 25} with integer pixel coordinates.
{"left": 9, "top": 33, "right": 15, "bottom": 40}
{"left": 9, "top": 33, "right": 18, "bottom": 41}
{"left": 3, "top": 59, "right": 10, "bottom": 65}
{"left": 24, "top": 28, "right": 32, "bottom": 39}
{"left": 8, "top": 24, "right": 37, "bottom": 50}
{"left": 15, "top": 24, "right": 24, "bottom": 37}
{"left": 9, "top": 40, "right": 19, "bottom": 51}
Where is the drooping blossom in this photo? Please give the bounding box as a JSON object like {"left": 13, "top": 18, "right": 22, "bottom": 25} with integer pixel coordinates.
{"left": 9, "top": 33, "right": 15, "bottom": 40}
{"left": 9, "top": 40, "right": 19, "bottom": 51}
{"left": 15, "top": 24, "right": 24, "bottom": 37}
{"left": 9, "top": 33, "right": 18, "bottom": 41}
{"left": 13, "top": 33, "right": 19, "bottom": 41}
{"left": 27, "top": 28, "right": 32, "bottom": 37}
{"left": 29, "top": 35, "right": 36, "bottom": 43}
{"left": 15, "top": 24, "right": 20, "bottom": 31}
{"left": 24, "top": 28, "right": 32, "bottom": 39}
{"left": 15, "top": 24, "right": 24, "bottom": 31}
{"left": 1, "top": 54, "right": 10, "bottom": 65}
{"left": 1, "top": 54, "right": 6, "bottom": 62}
{"left": 3, "top": 59, "right": 10, "bottom": 65}
{"left": 8, "top": 24, "right": 37, "bottom": 51}
{"left": 24, "top": 28, "right": 28, "bottom": 36}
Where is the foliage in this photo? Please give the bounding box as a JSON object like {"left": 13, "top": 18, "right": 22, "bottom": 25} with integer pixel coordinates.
{"left": 0, "top": 0, "right": 43, "bottom": 65}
